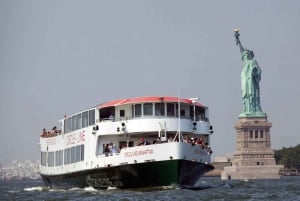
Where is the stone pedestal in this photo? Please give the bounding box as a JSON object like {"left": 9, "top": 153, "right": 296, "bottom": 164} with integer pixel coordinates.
{"left": 221, "top": 116, "right": 283, "bottom": 180}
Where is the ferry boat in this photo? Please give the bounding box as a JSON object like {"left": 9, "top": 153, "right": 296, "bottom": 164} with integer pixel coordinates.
{"left": 39, "top": 96, "right": 214, "bottom": 189}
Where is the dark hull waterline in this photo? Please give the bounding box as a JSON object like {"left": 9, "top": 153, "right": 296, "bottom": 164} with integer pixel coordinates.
{"left": 41, "top": 160, "right": 214, "bottom": 189}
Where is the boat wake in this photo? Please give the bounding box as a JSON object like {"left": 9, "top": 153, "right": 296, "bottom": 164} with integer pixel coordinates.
{"left": 83, "top": 186, "right": 98, "bottom": 192}
{"left": 24, "top": 186, "right": 48, "bottom": 192}
{"left": 181, "top": 179, "right": 235, "bottom": 190}
{"left": 23, "top": 185, "right": 118, "bottom": 193}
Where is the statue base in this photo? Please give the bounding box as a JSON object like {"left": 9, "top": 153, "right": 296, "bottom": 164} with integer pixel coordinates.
{"left": 221, "top": 165, "right": 283, "bottom": 180}
{"left": 221, "top": 115, "right": 283, "bottom": 180}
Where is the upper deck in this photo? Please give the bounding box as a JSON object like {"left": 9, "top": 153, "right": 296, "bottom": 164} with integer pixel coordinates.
{"left": 41, "top": 96, "right": 211, "bottom": 138}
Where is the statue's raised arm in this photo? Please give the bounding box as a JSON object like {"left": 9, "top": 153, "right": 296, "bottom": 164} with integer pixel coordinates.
{"left": 234, "top": 28, "right": 244, "bottom": 54}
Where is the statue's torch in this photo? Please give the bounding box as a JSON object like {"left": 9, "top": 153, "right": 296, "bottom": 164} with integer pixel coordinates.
{"left": 234, "top": 28, "right": 240, "bottom": 45}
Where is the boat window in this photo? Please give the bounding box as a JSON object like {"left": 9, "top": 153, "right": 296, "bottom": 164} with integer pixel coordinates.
{"left": 72, "top": 116, "right": 76, "bottom": 131}
{"left": 89, "top": 109, "right": 95, "bottom": 125}
{"left": 64, "top": 118, "right": 70, "bottom": 133}
{"left": 68, "top": 118, "right": 72, "bottom": 133}
{"left": 71, "top": 146, "right": 75, "bottom": 163}
{"left": 195, "top": 106, "right": 206, "bottom": 120}
{"left": 67, "top": 148, "right": 71, "bottom": 164}
{"left": 189, "top": 106, "right": 194, "bottom": 120}
{"left": 96, "top": 137, "right": 102, "bottom": 155}
{"left": 55, "top": 150, "right": 59, "bottom": 166}
{"left": 81, "top": 144, "right": 84, "bottom": 161}
{"left": 135, "top": 104, "right": 142, "bottom": 117}
{"left": 99, "top": 107, "right": 115, "bottom": 121}
{"left": 62, "top": 144, "right": 85, "bottom": 165}
{"left": 119, "top": 141, "right": 134, "bottom": 149}
{"left": 143, "top": 103, "right": 153, "bottom": 116}
{"left": 167, "top": 103, "right": 175, "bottom": 116}
{"left": 155, "top": 103, "right": 165, "bottom": 116}
{"left": 64, "top": 149, "right": 67, "bottom": 165}
{"left": 82, "top": 111, "right": 88, "bottom": 128}
{"left": 120, "top": 110, "right": 125, "bottom": 117}
{"left": 76, "top": 113, "right": 82, "bottom": 130}
{"left": 66, "top": 148, "right": 70, "bottom": 164}
{"left": 41, "top": 152, "right": 47, "bottom": 166}
{"left": 48, "top": 152, "right": 54, "bottom": 167}
{"left": 180, "top": 108, "right": 186, "bottom": 117}
{"left": 55, "top": 150, "right": 63, "bottom": 166}
{"left": 178, "top": 104, "right": 189, "bottom": 118}
{"left": 175, "top": 103, "right": 179, "bottom": 117}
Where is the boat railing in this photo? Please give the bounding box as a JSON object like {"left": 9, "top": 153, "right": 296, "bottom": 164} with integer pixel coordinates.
{"left": 97, "top": 139, "right": 213, "bottom": 158}
{"left": 99, "top": 115, "right": 209, "bottom": 123}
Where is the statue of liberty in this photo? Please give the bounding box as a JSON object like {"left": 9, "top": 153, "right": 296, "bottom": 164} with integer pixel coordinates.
{"left": 234, "top": 29, "right": 266, "bottom": 117}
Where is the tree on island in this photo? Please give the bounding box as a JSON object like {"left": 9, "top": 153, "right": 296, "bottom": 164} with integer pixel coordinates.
{"left": 274, "top": 144, "right": 300, "bottom": 170}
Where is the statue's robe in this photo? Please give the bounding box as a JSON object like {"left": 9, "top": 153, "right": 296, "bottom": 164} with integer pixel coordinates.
{"left": 241, "top": 56, "right": 261, "bottom": 113}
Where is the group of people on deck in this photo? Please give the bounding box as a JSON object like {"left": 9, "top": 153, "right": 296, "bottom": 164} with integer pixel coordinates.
{"left": 136, "top": 135, "right": 213, "bottom": 155}
{"left": 101, "top": 134, "right": 213, "bottom": 156}
{"left": 187, "top": 137, "right": 213, "bottom": 154}
{"left": 103, "top": 142, "right": 118, "bottom": 156}
{"left": 40, "top": 126, "right": 61, "bottom": 138}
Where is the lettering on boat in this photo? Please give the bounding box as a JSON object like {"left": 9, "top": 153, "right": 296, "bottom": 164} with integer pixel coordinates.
{"left": 46, "top": 138, "right": 56, "bottom": 145}
{"left": 124, "top": 149, "right": 154, "bottom": 157}
{"left": 66, "top": 131, "right": 86, "bottom": 146}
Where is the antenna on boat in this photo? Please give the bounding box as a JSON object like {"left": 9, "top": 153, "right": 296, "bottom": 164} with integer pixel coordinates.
{"left": 173, "top": 93, "right": 183, "bottom": 142}
{"left": 178, "top": 95, "right": 181, "bottom": 142}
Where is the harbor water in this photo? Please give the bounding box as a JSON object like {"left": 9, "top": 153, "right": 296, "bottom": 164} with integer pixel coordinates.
{"left": 1, "top": 176, "right": 299, "bottom": 201}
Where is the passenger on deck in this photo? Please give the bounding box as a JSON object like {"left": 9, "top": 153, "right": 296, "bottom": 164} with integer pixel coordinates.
{"left": 137, "top": 138, "right": 144, "bottom": 146}
{"left": 111, "top": 143, "right": 118, "bottom": 153}
{"left": 41, "top": 128, "right": 47, "bottom": 137}
{"left": 109, "top": 114, "right": 115, "bottom": 121}
{"left": 196, "top": 138, "right": 204, "bottom": 148}
{"left": 138, "top": 138, "right": 149, "bottom": 145}
{"left": 104, "top": 144, "right": 110, "bottom": 156}
{"left": 120, "top": 142, "right": 127, "bottom": 150}
{"left": 153, "top": 137, "right": 161, "bottom": 144}
{"left": 190, "top": 138, "right": 196, "bottom": 146}
{"left": 207, "top": 145, "right": 213, "bottom": 155}
{"left": 183, "top": 135, "right": 189, "bottom": 143}
{"left": 52, "top": 126, "right": 58, "bottom": 133}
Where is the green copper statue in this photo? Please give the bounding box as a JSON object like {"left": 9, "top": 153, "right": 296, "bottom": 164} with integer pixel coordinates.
{"left": 234, "top": 29, "right": 266, "bottom": 117}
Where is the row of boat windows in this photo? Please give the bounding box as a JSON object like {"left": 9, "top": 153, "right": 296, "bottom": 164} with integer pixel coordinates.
{"left": 41, "top": 144, "right": 85, "bottom": 167}
{"left": 131, "top": 103, "right": 205, "bottom": 119}
{"left": 64, "top": 110, "right": 95, "bottom": 133}
{"left": 63, "top": 103, "right": 206, "bottom": 134}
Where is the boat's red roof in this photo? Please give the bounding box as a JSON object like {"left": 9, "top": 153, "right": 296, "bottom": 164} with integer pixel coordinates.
{"left": 97, "top": 96, "right": 205, "bottom": 108}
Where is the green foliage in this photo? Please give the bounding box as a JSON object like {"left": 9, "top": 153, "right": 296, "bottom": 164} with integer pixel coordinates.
{"left": 274, "top": 144, "right": 300, "bottom": 169}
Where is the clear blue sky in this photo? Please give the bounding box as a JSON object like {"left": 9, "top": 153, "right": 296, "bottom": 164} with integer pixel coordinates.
{"left": 1, "top": 0, "right": 299, "bottom": 164}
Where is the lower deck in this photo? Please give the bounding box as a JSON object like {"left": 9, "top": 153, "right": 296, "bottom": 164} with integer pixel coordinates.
{"left": 40, "top": 140, "right": 213, "bottom": 176}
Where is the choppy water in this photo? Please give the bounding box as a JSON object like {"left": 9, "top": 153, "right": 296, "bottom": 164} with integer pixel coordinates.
{"left": 0, "top": 176, "right": 299, "bottom": 201}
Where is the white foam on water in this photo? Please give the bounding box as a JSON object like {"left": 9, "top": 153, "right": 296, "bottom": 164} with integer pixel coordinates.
{"left": 107, "top": 186, "right": 118, "bottom": 190}
{"left": 49, "top": 188, "right": 66, "bottom": 192}
{"left": 8, "top": 190, "right": 21, "bottom": 193}
{"left": 161, "top": 185, "right": 175, "bottom": 190}
{"left": 83, "top": 186, "right": 98, "bottom": 192}
{"left": 24, "top": 186, "right": 44, "bottom": 192}
{"left": 68, "top": 187, "right": 82, "bottom": 191}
